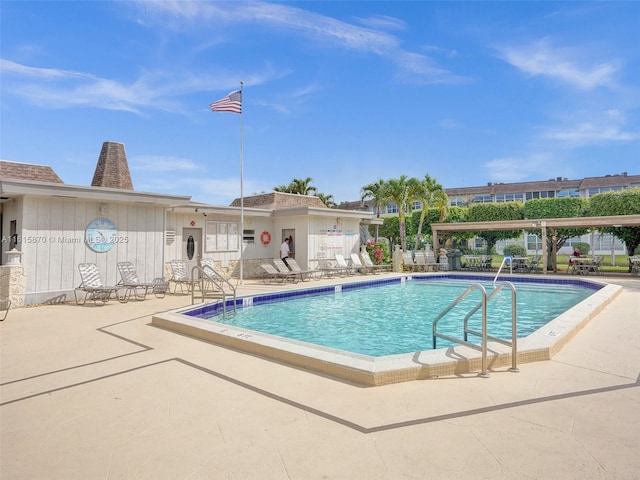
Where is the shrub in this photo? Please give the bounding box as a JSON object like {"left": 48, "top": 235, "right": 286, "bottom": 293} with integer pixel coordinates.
{"left": 365, "top": 240, "right": 391, "bottom": 264}
{"left": 503, "top": 244, "right": 526, "bottom": 257}
{"left": 573, "top": 242, "right": 590, "bottom": 255}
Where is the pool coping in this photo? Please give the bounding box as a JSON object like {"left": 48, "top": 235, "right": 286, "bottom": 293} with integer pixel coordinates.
{"left": 151, "top": 274, "right": 622, "bottom": 386}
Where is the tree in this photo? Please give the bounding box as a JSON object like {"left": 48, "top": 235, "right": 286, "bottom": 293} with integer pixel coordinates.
{"left": 467, "top": 202, "right": 524, "bottom": 255}
{"left": 382, "top": 176, "right": 421, "bottom": 250}
{"left": 360, "top": 179, "right": 386, "bottom": 241}
{"left": 523, "top": 197, "right": 589, "bottom": 271}
{"left": 413, "top": 174, "right": 448, "bottom": 250}
{"left": 316, "top": 193, "right": 337, "bottom": 208}
{"left": 273, "top": 177, "right": 317, "bottom": 195}
{"left": 588, "top": 188, "right": 640, "bottom": 255}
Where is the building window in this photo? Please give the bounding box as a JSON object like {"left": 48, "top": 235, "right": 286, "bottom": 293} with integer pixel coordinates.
{"left": 558, "top": 189, "right": 580, "bottom": 198}
{"left": 527, "top": 234, "right": 542, "bottom": 251}
{"left": 495, "top": 193, "right": 524, "bottom": 202}
{"left": 474, "top": 194, "right": 493, "bottom": 203}
{"left": 412, "top": 201, "right": 422, "bottom": 210}
{"left": 205, "top": 221, "right": 239, "bottom": 252}
{"left": 386, "top": 203, "right": 398, "bottom": 214}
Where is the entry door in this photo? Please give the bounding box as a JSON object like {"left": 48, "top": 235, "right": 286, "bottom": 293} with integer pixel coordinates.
{"left": 282, "top": 228, "right": 295, "bottom": 259}
{"left": 182, "top": 228, "right": 202, "bottom": 278}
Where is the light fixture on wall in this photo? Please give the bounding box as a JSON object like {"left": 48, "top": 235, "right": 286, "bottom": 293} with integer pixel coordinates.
{"left": 99, "top": 203, "right": 108, "bottom": 216}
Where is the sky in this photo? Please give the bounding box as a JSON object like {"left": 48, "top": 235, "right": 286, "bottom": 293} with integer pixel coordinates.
{"left": 1, "top": 1, "right": 639, "bottom": 207}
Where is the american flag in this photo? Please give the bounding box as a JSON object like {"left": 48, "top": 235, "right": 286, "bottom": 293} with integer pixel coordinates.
{"left": 210, "top": 90, "right": 242, "bottom": 114}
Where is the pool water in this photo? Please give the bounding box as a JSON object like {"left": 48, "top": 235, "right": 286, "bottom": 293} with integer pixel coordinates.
{"left": 190, "top": 278, "right": 597, "bottom": 357}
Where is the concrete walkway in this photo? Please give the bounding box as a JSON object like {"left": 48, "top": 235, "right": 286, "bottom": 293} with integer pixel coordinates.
{"left": 1, "top": 274, "right": 639, "bottom": 479}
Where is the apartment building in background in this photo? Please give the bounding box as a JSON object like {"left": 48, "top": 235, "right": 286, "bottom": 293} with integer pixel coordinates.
{"left": 340, "top": 172, "right": 640, "bottom": 256}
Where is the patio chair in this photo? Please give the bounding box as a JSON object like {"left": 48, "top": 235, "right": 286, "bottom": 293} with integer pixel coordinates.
{"left": 527, "top": 255, "right": 541, "bottom": 273}
{"left": 316, "top": 258, "right": 345, "bottom": 278}
{"left": 117, "top": 262, "right": 156, "bottom": 300}
{"left": 168, "top": 260, "right": 197, "bottom": 294}
{"left": 482, "top": 255, "right": 493, "bottom": 272}
{"left": 402, "top": 251, "right": 417, "bottom": 272}
{"left": 334, "top": 254, "right": 356, "bottom": 275}
{"left": 588, "top": 255, "right": 604, "bottom": 275}
{"left": 287, "top": 258, "right": 321, "bottom": 281}
{"left": 413, "top": 251, "right": 428, "bottom": 272}
{"left": 0, "top": 298, "right": 11, "bottom": 321}
{"left": 350, "top": 253, "right": 372, "bottom": 274}
{"left": 260, "top": 263, "right": 298, "bottom": 284}
{"left": 424, "top": 251, "right": 440, "bottom": 272}
{"left": 75, "top": 263, "right": 124, "bottom": 305}
{"left": 360, "top": 251, "right": 391, "bottom": 272}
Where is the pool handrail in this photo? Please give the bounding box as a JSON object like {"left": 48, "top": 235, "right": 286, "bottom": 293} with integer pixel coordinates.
{"left": 432, "top": 281, "right": 519, "bottom": 377}
{"left": 432, "top": 283, "right": 489, "bottom": 377}
{"left": 463, "top": 281, "right": 519, "bottom": 373}
{"left": 191, "top": 265, "right": 237, "bottom": 313}
{"left": 493, "top": 256, "right": 514, "bottom": 285}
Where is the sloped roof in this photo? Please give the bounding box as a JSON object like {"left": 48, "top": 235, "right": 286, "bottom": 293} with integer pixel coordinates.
{"left": 445, "top": 173, "right": 640, "bottom": 196}
{"left": 0, "top": 160, "right": 64, "bottom": 183}
{"left": 230, "top": 191, "right": 328, "bottom": 209}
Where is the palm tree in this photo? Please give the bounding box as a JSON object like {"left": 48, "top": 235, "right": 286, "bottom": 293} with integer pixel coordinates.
{"left": 360, "top": 179, "right": 386, "bottom": 241}
{"left": 383, "top": 175, "right": 420, "bottom": 251}
{"left": 413, "top": 174, "right": 449, "bottom": 250}
{"left": 316, "top": 192, "right": 337, "bottom": 208}
{"left": 290, "top": 177, "right": 317, "bottom": 195}
{"left": 273, "top": 177, "right": 318, "bottom": 195}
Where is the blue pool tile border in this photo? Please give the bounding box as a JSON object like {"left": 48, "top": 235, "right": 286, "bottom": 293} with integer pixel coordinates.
{"left": 184, "top": 274, "right": 603, "bottom": 320}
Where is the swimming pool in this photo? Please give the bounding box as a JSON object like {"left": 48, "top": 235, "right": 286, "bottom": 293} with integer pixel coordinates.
{"left": 187, "top": 279, "right": 596, "bottom": 357}
{"left": 152, "top": 274, "right": 622, "bottom": 386}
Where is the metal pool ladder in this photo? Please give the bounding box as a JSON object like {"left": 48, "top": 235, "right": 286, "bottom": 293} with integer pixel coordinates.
{"left": 191, "top": 265, "right": 237, "bottom": 313}
{"left": 432, "top": 282, "right": 519, "bottom": 377}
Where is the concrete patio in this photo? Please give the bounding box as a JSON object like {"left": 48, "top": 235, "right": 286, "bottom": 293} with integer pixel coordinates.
{"left": 1, "top": 273, "right": 639, "bottom": 479}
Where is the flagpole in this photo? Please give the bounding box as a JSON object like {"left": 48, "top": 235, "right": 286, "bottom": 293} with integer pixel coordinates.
{"left": 239, "top": 81, "right": 244, "bottom": 284}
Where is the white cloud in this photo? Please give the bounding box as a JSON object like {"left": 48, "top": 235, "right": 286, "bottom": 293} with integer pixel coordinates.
{"left": 497, "top": 37, "right": 619, "bottom": 90}
{"left": 0, "top": 58, "right": 284, "bottom": 113}
{"left": 542, "top": 109, "right": 640, "bottom": 147}
{"left": 134, "top": 1, "right": 465, "bottom": 85}
{"left": 355, "top": 15, "right": 407, "bottom": 32}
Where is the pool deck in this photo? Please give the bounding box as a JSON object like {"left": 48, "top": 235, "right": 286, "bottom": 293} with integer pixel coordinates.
{"left": 1, "top": 272, "right": 639, "bottom": 479}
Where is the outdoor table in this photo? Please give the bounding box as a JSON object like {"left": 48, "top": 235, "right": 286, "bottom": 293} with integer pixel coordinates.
{"left": 511, "top": 257, "right": 529, "bottom": 272}
{"left": 572, "top": 257, "right": 593, "bottom": 275}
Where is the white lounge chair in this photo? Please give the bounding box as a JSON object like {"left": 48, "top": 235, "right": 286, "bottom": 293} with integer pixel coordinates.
{"left": 287, "top": 258, "right": 321, "bottom": 281}
{"left": 424, "top": 251, "right": 440, "bottom": 272}
{"left": 360, "top": 251, "right": 391, "bottom": 273}
{"left": 75, "top": 263, "right": 124, "bottom": 305}
{"left": 402, "top": 252, "right": 418, "bottom": 272}
{"left": 117, "top": 261, "right": 157, "bottom": 300}
{"left": 413, "top": 251, "right": 428, "bottom": 272}
{"left": 260, "top": 263, "right": 298, "bottom": 284}
{"left": 350, "top": 253, "right": 372, "bottom": 274}
{"left": 168, "top": 260, "right": 197, "bottom": 294}
{"left": 334, "top": 254, "right": 356, "bottom": 275}
{"left": 317, "top": 258, "right": 344, "bottom": 278}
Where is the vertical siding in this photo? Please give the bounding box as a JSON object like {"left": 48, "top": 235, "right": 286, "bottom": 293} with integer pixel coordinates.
{"left": 21, "top": 197, "right": 165, "bottom": 296}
